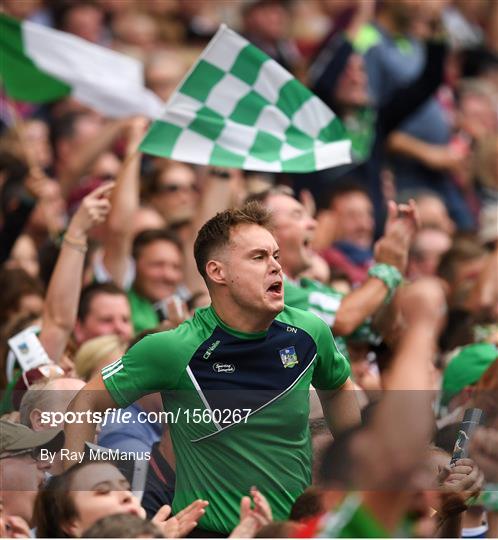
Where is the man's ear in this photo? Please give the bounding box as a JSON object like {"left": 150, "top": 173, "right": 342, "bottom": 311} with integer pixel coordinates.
{"left": 30, "top": 408, "right": 45, "bottom": 431}
{"left": 206, "top": 260, "right": 226, "bottom": 286}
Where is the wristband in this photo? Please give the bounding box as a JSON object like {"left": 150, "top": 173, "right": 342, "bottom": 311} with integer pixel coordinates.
{"left": 368, "top": 263, "right": 402, "bottom": 303}
{"left": 63, "top": 234, "right": 88, "bottom": 254}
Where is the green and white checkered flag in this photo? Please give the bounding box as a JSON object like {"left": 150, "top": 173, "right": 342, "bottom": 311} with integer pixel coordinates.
{"left": 139, "top": 25, "right": 351, "bottom": 172}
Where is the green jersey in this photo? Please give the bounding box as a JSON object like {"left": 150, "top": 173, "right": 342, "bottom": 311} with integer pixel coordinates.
{"left": 127, "top": 287, "right": 159, "bottom": 334}
{"left": 284, "top": 277, "right": 344, "bottom": 329}
{"left": 284, "top": 277, "right": 380, "bottom": 355}
{"left": 102, "top": 304, "right": 350, "bottom": 534}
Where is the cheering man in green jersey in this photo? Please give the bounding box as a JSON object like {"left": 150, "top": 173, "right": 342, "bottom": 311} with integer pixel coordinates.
{"left": 64, "top": 202, "right": 360, "bottom": 535}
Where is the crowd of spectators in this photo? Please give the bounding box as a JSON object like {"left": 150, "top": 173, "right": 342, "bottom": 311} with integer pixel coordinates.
{"left": 0, "top": 0, "right": 497, "bottom": 538}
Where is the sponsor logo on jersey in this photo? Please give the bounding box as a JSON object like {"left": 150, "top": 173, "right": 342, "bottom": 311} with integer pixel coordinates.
{"left": 279, "top": 346, "right": 298, "bottom": 368}
{"left": 213, "top": 362, "right": 235, "bottom": 373}
{"left": 203, "top": 340, "right": 221, "bottom": 360}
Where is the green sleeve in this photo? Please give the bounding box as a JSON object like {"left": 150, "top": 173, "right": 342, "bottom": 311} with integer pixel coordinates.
{"left": 311, "top": 315, "right": 351, "bottom": 391}
{"left": 102, "top": 332, "right": 177, "bottom": 407}
{"left": 102, "top": 316, "right": 208, "bottom": 407}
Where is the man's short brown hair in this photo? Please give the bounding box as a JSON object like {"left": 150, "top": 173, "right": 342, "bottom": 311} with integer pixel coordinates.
{"left": 132, "top": 228, "right": 183, "bottom": 260}
{"left": 194, "top": 202, "right": 272, "bottom": 281}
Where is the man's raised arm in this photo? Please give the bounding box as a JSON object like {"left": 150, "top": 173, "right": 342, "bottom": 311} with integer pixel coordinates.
{"left": 332, "top": 200, "right": 418, "bottom": 336}
{"left": 62, "top": 373, "right": 118, "bottom": 469}
{"left": 40, "top": 183, "right": 114, "bottom": 362}
{"left": 317, "top": 377, "right": 361, "bottom": 435}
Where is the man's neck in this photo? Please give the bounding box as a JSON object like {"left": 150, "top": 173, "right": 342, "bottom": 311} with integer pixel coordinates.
{"left": 210, "top": 298, "right": 275, "bottom": 334}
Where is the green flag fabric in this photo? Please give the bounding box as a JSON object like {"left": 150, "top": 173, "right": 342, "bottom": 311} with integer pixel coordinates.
{"left": 139, "top": 25, "right": 352, "bottom": 172}
{"left": 0, "top": 13, "right": 163, "bottom": 118}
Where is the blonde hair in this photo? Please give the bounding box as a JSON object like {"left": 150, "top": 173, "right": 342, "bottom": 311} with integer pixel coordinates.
{"left": 74, "top": 335, "right": 126, "bottom": 382}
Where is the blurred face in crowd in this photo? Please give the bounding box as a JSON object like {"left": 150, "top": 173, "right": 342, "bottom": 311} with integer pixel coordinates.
{"left": 244, "top": 2, "right": 289, "bottom": 42}
{"left": 266, "top": 193, "right": 317, "bottom": 279}
{"left": 63, "top": 463, "right": 144, "bottom": 537}
{"left": 1, "top": 452, "right": 50, "bottom": 525}
{"left": 321, "top": 0, "right": 353, "bottom": 17}
{"left": 7, "top": 235, "right": 40, "bottom": 277}
{"left": 408, "top": 228, "right": 452, "bottom": 279}
{"left": 451, "top": 255, "right": 488, "bottom": 300}
{"left": 211, "top": 224, "right": 284, "bottom": 318}
{"left": 459, "top": 91, "right": 498, "bottom": 140}
{"left": 24, "top": 120, "right": 52, "bottom": 170}
{"left": 412, "top": 0, "right": 451, "bottom": 39}
{"left": 28, "top": 180, "right": 67, "bottom": 235}
{"left": 18, "top": 293, "right": 44, "bottom": 320}
{"left": 300, "top": 253, "right": 331, "bottom": 284}
{"left": 0, "top": 498, "right": 31, "bottom": 538}
{"left": 62, "top": 4, "right": 104, "bottom": 44}
{"left": 330, "top": 191, "right": 374, "bottom": 249}
{"left": 382, "top": 0, "right": 424, "bottom": 33}
{"left": 75, "top": 293, "right": 133, "bottom": 344}
{"left": 145, "top": 55, "right": 187, "bottom": 101}
{"left": 27, "top": 378, "right": 86, "bottom": 432}
{"left": 56, "top": 114, "right": 103, "bottom": 169}
{"left": 90, "top": 152, "right": 121, "bottom": 182}
{"left": 2, "top": 0, "right": 40, "bottom": 19}
{"left": 416, "top": 195, "right": 455, "bottom": 236}
{"left": 143, "top": 0, "right": 180, "bottom": 16}
{"left": 112, "top": 12, "right": 159, "bottom": 50}
{"left": 72, "top": 114, "right": 104, "bottom": 147}
{"left": 134, "top": 240, "right": 184, "bottom": 303}
{"left": 334, "top": 54, "right": 369, "bottom": 109}
{"left": 152, "top": 163, "right": 198, "bottom": 225}
{"left": 132, "top": 207, "right": 166, "bottom": 238}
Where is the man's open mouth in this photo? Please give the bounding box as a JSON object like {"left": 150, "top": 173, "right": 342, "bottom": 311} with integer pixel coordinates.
{"left": 267, "top": 281, "right": 283, "bottom": 294}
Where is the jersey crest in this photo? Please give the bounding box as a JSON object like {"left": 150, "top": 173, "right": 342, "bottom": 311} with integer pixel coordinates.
{"left": 279, "top": 346, "right": 298, "bottom": 368}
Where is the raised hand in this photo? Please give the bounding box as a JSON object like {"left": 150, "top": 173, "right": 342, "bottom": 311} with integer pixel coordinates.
{"left": 395, "top": 277, "right": 447, "bottom": 332}
{"left": 66, "top": 182, "right": 114, "bottom": 239}
{"left": 374, "top": 199, "right": 419, "bottom": 273}
{"left": 229, "top": 489, "right": 273, "bottom": 538}
{"left": 438, "top": 458, "right": 485, "bottom": 517}
{"left": 152, "top": 505, "right": 179, "bottom": 538}
{"left": 123, "top": 116, "right": 149, "bottom": 156}
{"left": 152, "top": 500, "right": 208, "bottom": 538}
{"left": 174, "top": 499, "right": 209, "bottom": 537}
{"left": 250, "top": 486, "right": 273, "bottom": 524}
